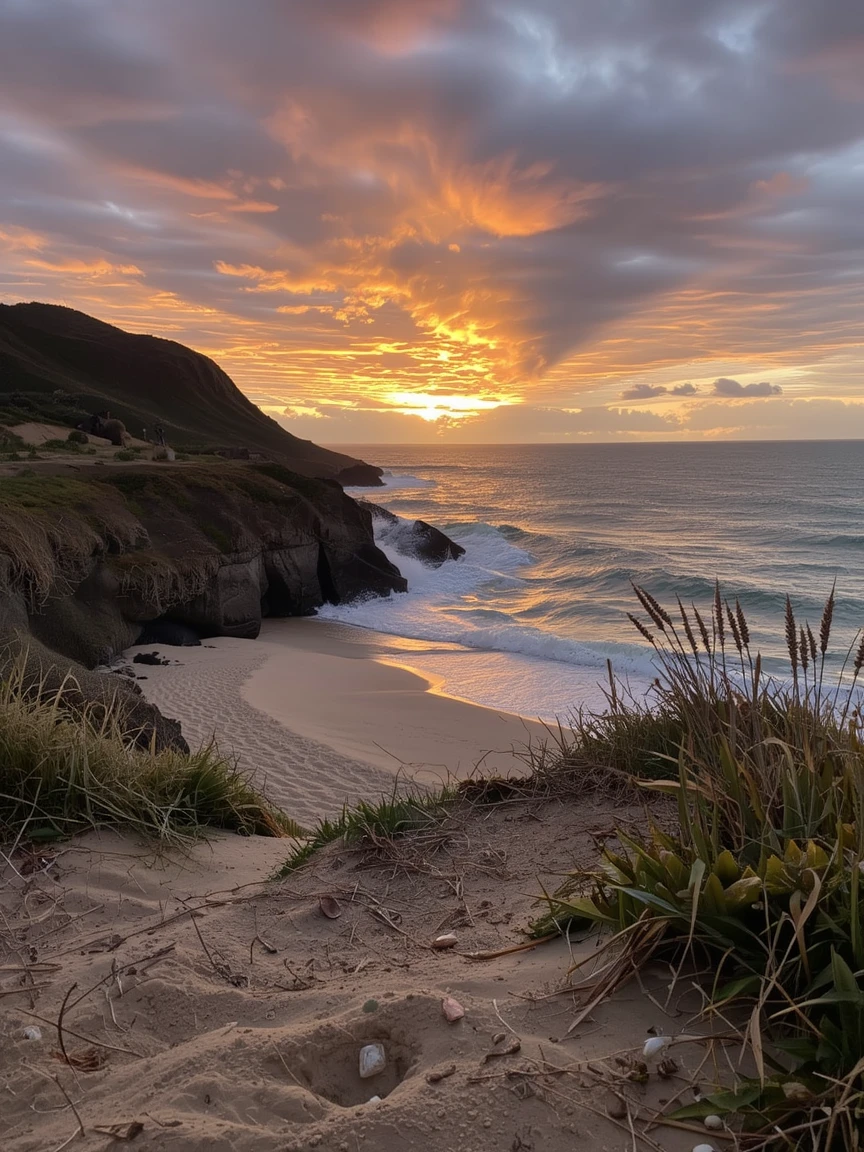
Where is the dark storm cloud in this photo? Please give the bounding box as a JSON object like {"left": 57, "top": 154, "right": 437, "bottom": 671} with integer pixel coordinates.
{"left": 712, "top": 378, "right": 782, "bottom": 397}
{"left": 0, "top": 0, "right": 862, "bottom": 428}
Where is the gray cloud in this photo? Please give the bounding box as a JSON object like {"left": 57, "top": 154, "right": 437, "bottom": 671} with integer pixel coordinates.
{"left": 712, "top": 377, "right": 782, "bottom": 396}
{"left": 620, "top": 382, "right": 699, "bottom": 399}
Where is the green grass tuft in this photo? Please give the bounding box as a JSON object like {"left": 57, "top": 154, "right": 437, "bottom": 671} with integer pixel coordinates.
{"left": 274, "top": 784, "right": 457, "bottom": 876}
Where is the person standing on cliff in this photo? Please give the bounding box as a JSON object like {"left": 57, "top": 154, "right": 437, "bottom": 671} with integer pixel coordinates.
{"left": 154, "top": 420, "right": 166, "bottom": 447}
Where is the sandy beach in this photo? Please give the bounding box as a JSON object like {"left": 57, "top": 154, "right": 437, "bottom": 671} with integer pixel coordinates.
{"left": 123, "top": 619, "right": 550, "bottom": 828}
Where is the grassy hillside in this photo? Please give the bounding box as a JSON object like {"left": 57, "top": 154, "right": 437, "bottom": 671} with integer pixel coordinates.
{"left": 0, "top": 302, "right": 376, "bottom": 481}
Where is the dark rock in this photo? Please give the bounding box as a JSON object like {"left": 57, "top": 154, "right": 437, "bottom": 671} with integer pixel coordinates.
{"left": 138, "top": 620, "right": 201, "bottom": 647}
{"left": 335, "top": 463, "right": 384, "bottom": 487}
{"left": 411, "top": 520, "right": 466, "bottom": 566}
{"left": 133, "top": 652, "right": 170, "bottom": 666}
{"left": 357, "top": 500, "right": 398, "bottom": 526}
{"left": 358, "top": 502, "right": 465, "bottom": 568}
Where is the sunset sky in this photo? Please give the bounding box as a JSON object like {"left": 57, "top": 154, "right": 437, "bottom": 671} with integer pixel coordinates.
{"left": 1, "top": 0, "right": 863, "bottom": 442}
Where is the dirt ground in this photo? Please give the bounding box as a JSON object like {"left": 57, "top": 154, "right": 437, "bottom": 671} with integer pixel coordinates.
{"left": 0, "top": 794, "right": 729, "bottom": 1152}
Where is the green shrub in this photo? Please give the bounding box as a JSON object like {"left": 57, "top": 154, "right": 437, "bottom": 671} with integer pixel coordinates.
{"left": 533, "top": 585, "right": 864, "bottom": 1149}
{"left": 67, "top": 429, "right": 89, "bottom": 445}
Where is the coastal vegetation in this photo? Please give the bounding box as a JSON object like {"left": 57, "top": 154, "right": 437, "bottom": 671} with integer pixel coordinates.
{"left": 530, "top": 585, "right": 864, "bottom": 1149}
{"left": 0, "top": 662, "right": 297, "bottom": 845}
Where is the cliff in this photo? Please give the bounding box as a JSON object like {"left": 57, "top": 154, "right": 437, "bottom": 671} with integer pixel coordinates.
{"left": 0, "top": 461, "right": 406, "bottom": 749}
{"left": 0, "top": 303, "right": 381, "bottom": 485}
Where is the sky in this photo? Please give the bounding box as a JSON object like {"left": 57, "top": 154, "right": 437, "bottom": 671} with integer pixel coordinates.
{"left": 1, "top": 0, "right": 863, "bottom": 443}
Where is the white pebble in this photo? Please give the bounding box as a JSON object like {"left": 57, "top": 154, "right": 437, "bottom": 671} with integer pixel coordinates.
{"left": 642, "top": 1035, "right": 671, "bottom": 1058}
{"left": 432, "top": 934, "right": 458, "bottom": 950}
{"left": 703, "top": 1114, "right": 724, "bottom": 1130}
{"left": 23, "top": 1026, "right": 42, "bottom": 1041}
{"left": 359, "top": 1043, "right": 386, "bottom": 1079}
{"left": 692, "top": 1145, "right": 715, "bottom": 1152}
{"left": 366, "top": 1095, "right": 382, "bottom": 1104}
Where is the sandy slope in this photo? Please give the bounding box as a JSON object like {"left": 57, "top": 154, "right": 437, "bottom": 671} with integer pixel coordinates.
{"left": 0, "top": 796, "right": 707, "bottom": 1152}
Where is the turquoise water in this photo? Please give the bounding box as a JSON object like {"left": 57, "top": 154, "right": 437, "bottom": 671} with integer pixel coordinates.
{"left": 325, "top": 442, "right": 864, "bottom": 719}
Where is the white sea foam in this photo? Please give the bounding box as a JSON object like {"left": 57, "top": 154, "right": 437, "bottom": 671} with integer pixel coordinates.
{"left": 318, "top": 514, "right": 657, "bottom": 716}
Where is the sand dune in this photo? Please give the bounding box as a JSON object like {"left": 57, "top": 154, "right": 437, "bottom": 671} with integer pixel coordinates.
{"left": 1, "top": 796, "right": 700, "bottom": 1152}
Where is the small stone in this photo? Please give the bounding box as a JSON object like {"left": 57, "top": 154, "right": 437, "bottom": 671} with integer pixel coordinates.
{"left": 22, "top": 1026, "right": 42, "bottom": 1041}
{"left": 426, "top": 1064, "right": 457, "bottom": 1084}
{"left": 442, "top": 996, "right": 465, "bottom": 1022}
{"left": 642, "top": 1036, "right": 671, "bottom": 1058}
{"left": 692, "top": 1146, "right": 716, "bottom": 1152}
{"left": 492, "top": 1032, "right": 506, "bottom": 1045}
{"left": 604, "top": 1092, "right": 627, "bottom": 1119}
{"left": 703, "top": 1115, "right": 723, "bottom": 1131}
{"left": 359, "top": 1043, "right": 386, "bottom": 1079}
{"left": 432, "top": 934, "right": 458, "bottom": 950}
{"left": 366, "top": 1096, "right": 382, "bottom": 1105}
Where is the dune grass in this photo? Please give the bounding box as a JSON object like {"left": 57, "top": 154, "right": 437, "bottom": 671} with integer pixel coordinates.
{"left": 275, "top": 783, "right": 459, "bottom": 876}
{"left": 0, "top": 664, "right": 300, "bottom": 847}
{"left": 531, "top": 584, "right": 864, "bottom": 1148}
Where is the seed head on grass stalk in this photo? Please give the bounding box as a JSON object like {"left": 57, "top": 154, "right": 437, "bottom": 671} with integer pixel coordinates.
{"left": 677, "top": 597, "right": 698, "bottom": 657}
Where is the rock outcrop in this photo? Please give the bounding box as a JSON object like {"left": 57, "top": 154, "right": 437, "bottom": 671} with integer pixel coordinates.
{"left": 358, "top": 501, "right": 466, "bottom": 568}
{"left": 0, "top": 462, "right": 406, "bottom": 749}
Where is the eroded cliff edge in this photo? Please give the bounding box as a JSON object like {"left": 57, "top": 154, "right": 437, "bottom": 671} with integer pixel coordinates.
{"left": 0, "top": 462, "right": 406, "bottom": 749}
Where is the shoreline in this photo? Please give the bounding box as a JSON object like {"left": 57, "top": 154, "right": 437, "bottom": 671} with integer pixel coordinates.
{"left": 124, "top": 618, "right": 550, "bottom": 826}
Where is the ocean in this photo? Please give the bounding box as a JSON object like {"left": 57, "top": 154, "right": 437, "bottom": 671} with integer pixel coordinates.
{"left": 322, "top": 441, "right": 864, "bottom": 721}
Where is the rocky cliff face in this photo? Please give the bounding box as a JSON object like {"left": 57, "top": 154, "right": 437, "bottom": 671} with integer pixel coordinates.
{"left": 0, "top": 462, "right": 406, "bottom": 749}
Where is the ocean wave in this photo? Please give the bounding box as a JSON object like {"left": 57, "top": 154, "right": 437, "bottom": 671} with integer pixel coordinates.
{"left": 346, "top": 471, "right": 437, "bottom": 492}
{"left": 318, "top": 514, "right": 658, "bottom": 681}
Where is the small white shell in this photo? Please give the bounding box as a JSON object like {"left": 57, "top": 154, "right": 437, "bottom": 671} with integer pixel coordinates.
{"left": 22, "top": 1026, "right": 42, "bottom": 1041}
{"left": 642, "top": 1035, "right": 671, "bottom": 1058}
{"left": 692, "top": 1145, "right": 716, "bottom": 1152}
{"left": 703, "top": 1115, "right": 724, "bottom": 1130}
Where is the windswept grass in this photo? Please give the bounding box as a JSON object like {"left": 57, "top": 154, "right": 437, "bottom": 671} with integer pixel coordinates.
{"left": 532, "top": 584, "right": 864, "bottom": 1149}
{"left": 0, "top": 664, "right": 300, "bottom": 846}
{"left": 275, "top": 783, "right": 458, "bottom": 876}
